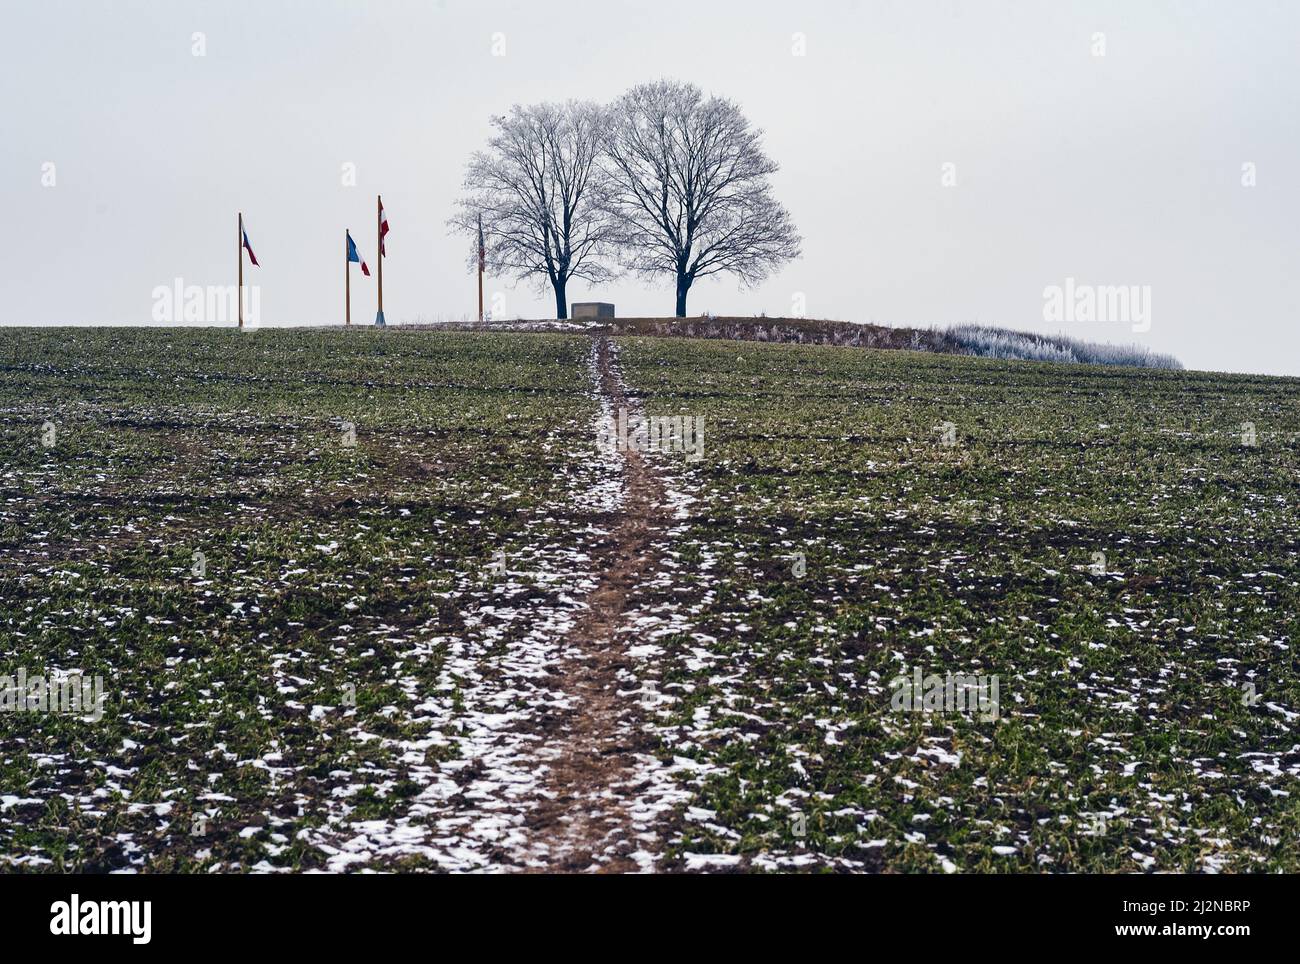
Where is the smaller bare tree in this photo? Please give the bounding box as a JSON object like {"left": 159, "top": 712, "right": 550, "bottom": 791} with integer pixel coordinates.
{"left": 604, "top": 80, "right": 801, "bottom": 317}
{"left": 451, "top": 101, "right": 616, "bottom": 319}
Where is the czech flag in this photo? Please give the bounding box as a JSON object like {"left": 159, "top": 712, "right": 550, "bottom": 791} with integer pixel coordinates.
{"left": 242, "top": 228, "right": 259, "bottom": 267}
{"left": 378, "top": 198, "right": 390, "bottom": 257}
{"left": 347, "top": 231, "right": 370, "bottom": 276}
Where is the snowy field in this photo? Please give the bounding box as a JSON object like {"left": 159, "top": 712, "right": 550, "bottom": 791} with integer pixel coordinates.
{"left": 1, "top": 327, "right": 1297, "bottom": 872}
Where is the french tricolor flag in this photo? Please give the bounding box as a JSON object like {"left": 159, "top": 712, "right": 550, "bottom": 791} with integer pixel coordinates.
{"left": 242, "top": 227, "right": 259, "bottom": 267}
{"left": 347, "top": 231, "right": 370, "bottom": 276}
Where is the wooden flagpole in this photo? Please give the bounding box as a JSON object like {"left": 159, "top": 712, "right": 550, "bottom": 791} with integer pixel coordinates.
{"left": 375, "top": 195, "right": 384, "bottom": 326}
{"left": 477, "top": 213, "right": 484, "bottom": 324}
{"left": 238, "top": 212, "right": 244, "bottom": 329}
{"left": 345, "top": 230, "right": 351, "bottom": 326}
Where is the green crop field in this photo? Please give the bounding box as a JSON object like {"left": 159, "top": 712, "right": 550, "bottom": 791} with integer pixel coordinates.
{"left": 2, "top": 326, "right": 1298, "bottom": 872}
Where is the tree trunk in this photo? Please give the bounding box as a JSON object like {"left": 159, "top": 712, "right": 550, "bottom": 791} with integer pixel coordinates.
{"left": 675, "top": 273, "right": 691, "bottom": 317}
{"left": 554, "top": 277, "right": 568, "bottom": 320}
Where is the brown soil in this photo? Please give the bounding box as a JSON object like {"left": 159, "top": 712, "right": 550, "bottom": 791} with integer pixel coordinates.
{"left": 519, "top": 334, "right": 668, "bottom": 872}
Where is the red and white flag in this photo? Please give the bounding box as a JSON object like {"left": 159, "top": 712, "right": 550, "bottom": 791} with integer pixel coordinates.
{"left": 378, "top": 198, "right": 390, "bottom": 257}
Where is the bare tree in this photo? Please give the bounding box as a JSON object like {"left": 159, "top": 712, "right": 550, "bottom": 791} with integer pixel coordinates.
{"left": 451, "top": 101, "right": 616, "bottom": 319}
{"left": 603, "top": 80, "right": 801, "bottom": 317}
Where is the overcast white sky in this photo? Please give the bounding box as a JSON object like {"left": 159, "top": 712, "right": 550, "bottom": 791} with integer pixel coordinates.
{"left": 1, "top": 0, "right": 1296, "bottom": 374}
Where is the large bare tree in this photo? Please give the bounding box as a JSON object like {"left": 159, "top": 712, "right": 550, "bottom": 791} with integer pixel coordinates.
{"left": 451, "top": 101, "right": 615, "bottom": 319}
{"left": 603, "top": 80, "right": 801, "bottom": 317}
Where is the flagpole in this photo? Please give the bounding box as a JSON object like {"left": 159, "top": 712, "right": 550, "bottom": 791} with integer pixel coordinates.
{"left": 345, "top": 230, "right": 351, "bottom": 327}
{"left": 477, "top": 212, "right": 485, "bottom": 324}
{"left": 375, "top": 195, "right": 384, "bottom": 327}
{"left": 238, "top": 211, "right": 244, "bottom": 330}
